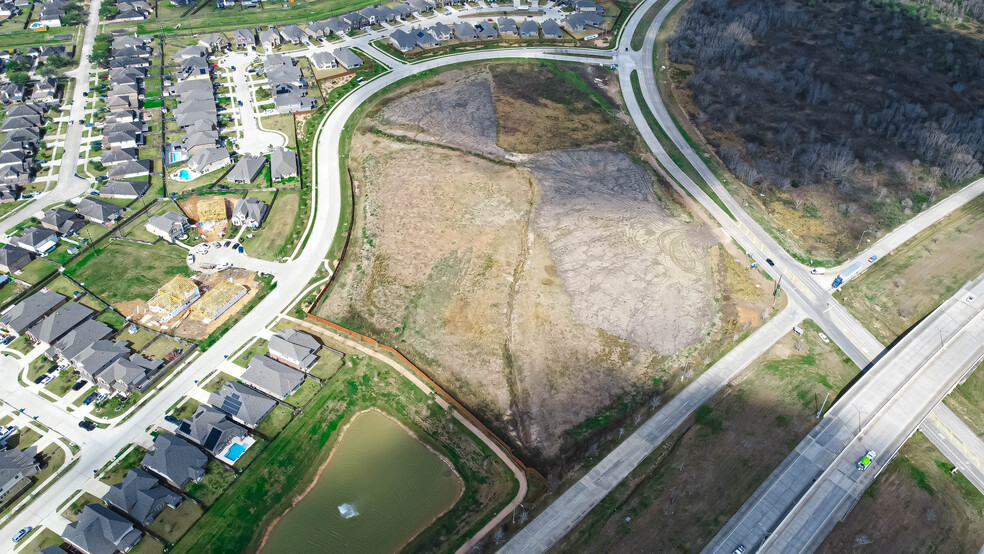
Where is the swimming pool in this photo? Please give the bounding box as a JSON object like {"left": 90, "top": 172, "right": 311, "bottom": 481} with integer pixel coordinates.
{"left": 179, "top": 169, "right": 190, "bottom": 179}
{"left": 170, "top": 152, "right": 186, "bottom": 163}
{"left": 225, "top": 443, "right": 246, "bottom": 462}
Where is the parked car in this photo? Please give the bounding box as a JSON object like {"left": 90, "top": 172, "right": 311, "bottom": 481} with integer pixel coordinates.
{"left": 82, "top": 393, "right": 97, "bottom": 405}
{"left": 238, "top": 246, "right": 244, "bottom": 254}
{"left": 238, "top": 100, "right": 243, "bottom": 106}
{"left": 223, "top": 241, "right": 231, "bottom": 247}
{"left": 78, "top": 421, "right": 97, "bottom": 431}
{"left": 164, "top": 415, "right": 180, "bottom": 424}
{"left": 732, "top": 546, "right": 746, "bottom": 554}
{"left": 33, "top": 374, "right": 46, "bottom": 384}
{"left": 40, "top": 374, "right": 53, "bottom": 385}
{"left": 212, "top": 241, "right": 222, "bottom": 248}
{"left": 11, "top": 527, "right": 31, "bottom": 543}
{"left": 94, "top": 392, "right": 108, "bottom": 404}
{"left": 232, "top": 243, "right": 240, "bottom": 250}
{"left": 95, "top": 176, "right": 108, "bottom": 182}
{"left": 72, "top": 380, "right": 88, "bottom": 391}
{"left": 186, "top": 253, "right": 195, "bottom": 264}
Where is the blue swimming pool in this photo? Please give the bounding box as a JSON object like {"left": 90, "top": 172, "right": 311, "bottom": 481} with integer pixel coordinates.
{"left": 225, "top": 443, "right": 246, "bottom": 462}
{"left": 179, "top": 169, "right": 190, "bottom": 179}
{"left": 170, "top": 152, "right": 185, "bottom": 163}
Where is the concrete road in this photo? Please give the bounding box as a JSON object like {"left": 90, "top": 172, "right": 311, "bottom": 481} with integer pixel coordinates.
{"left": 216, "top": 50, "right": 286, "bottom": 155}
{"left": 500, "top": 303, "right": 807, "bottom": 553}
{"left": 922, "top": 403, "right": 984, "bottom": 495}
{"left": 706, "top": 275, "right": 984, "bottom": 554}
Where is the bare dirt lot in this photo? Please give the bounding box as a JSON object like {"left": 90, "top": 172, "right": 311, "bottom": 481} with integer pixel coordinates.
{"left": 554, "top": 320, "right": 859, "bottom": 552}
{"left": 837, "top": 195, "right": 984, "bottom": 344}
{"left": 317, "top": 63, "right": 777, "bottom": 468}
{"left": 819, "top": 431, "right": 984, "bottom": 554}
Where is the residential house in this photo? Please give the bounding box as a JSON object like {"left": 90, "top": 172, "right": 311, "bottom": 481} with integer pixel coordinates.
{"left": 144, "top": 212, "right": 189, "bottom": 243}
{"left": 100, "top": 148, "right": 138, "bottom": 166}
{"left": 519, "top": 19, "right": 539, "bottom": 38}
{"left": 47, "top": 320, "right": 113, "bottom": 364}
{"left": 194, "top": 281, "right": 246, "bottom": 324}
{"left": 0, "top": 290, "right": 65, "bottom": 334}
{"left": 227, "top": 154, "right": 266, "bottom": 184}
{"left": 71, "top": 339, "right": 130, "bottom": 382}
{"left": 61, "top": 504, "right": 142, "bottom": 554}
{"left": 30, "top": 76, "right": 58, "bottom": 102}
{"left": 182, "top": 129, "right": 219, "bottom": 155}
{"left": 0, "top": 244, "right": 31, "bottom": 274}
{"left": 430, "top": 22, "right": 452, "bottom": 41}
{"left": 268, "top": 328, "right": 320, "bottom": 370}
{"left": 333, "top": 47, "right": 363, "bottom": 69}
{"left": 407, "top": 0, "right": 433, "bottom": 15}
{"left": 0, "top": 448, "right": 38, "bottom": 503}
{"left": 340, "top": 12, "right": 367, "bottom": 29}
{"left": 105, "top": 110, "right": 140, "bottom": 124}
{"left": 270, "top": 147, "right": 298, "bottom": 181}
{"left": 376, "top": 5, "right": 399, "bottom": 21}
{"left": 392, "top": 3, "right": 413, "bottom": 18}
{"left": 26, "top": 302, "right": 93, "bottom": 346}
{"left": 0, "top": 4, "right": 19, "bottom": 17}
{"left": 305, "top": 20, "right": 332, "bottom": 39}
{"left": 187, "top": 147, "right": 231, "bottom": 175}
{"left": 311, "top": 51, "right": 337, "bottom": 70}
{"left": 259, "top": 28, "right": 281, "bottom": 48}
{"left": 541, "top": 18, "right": 564, "bottom": 38}
{"left": 41, "top": 208, "right": 85, "bottom": 236}
{"left": 102, "top": 469, "right": 182, "bottom": 526}
{"left": 198, "top": 33, "right": 229, "bottom": 52}
{"left": 453, "top": 22, "right": 478, "bottom": 40}
{"left": 114, "top": 9, "right": 149, "bottom": 22}
{"left": 179, "top": 57, "right": 210, "bottom": 81}
{"left": 99, "top": 179, "right": 149, "bottom": 199}
{"left": 177, "top": 405, "right": 247, "bottom": 456}
{"left": 141, "top": 433, "right": 207, "bottom": 487}
{"left": 231, "top": 197, "right": 267, "bottom": 228}
{"left": 279, "top": 24, "right": 305, "bottom": 44}
{"left": 0, "top": 165, "right": 28, "bottom": 186}
{"left": 234, "top": 28, "right": 255, "bottom": 49}
{"left": 572, "top": 0, "right": 601, "bottom": 11}
{"left": 171, "top": 44, "right": 208, "bottom": 62}
{"left": 148, "top": 275, "right": 200, "bottom": 323}
{"left": 108, "top": 159, "right": 151, "bottom": 179}
{"left": 96, "top": 354, "right": 162, "bottom": 395}
{"left": 76, "top": 197, "right": 125, "bottom": 226}
{"left": 273, "top": 91, "right": 317, "bottom": 113}
{"left": 324, "top": 17, "right": 351, "bottom": 36}
{"left": 357, "top": 6, "right": 379, "bottom": 25}
{"left": 10, "top": 226, "right": 58, "bottom": 255}
{"left": 475, "top": 22, "right": 499, "bottom": 39}
{"left": 36, "top": 5, "right": 62, "bottom": 27}
{"left": 497, "top": 17, "right": 518, "bottom": 36}
{"left": 242, "top": 355, "right": 304, "bottom": 400}
{"left": 105, "top": 130, "right": 140, "bottom": 150}
{"left": 6, "top": 103, "right": 45, "bottom": 118}
{"left": 412, "top": 29, "right": 440, "bottom": 48}
{"left": 562, "top": 11, "right": 605, "bottom": 32}
{"left": 208, "top": 381, "right": 275, "bottom": 428}
{"left": 389, "top": 29, "right": 416, "bottom": 52}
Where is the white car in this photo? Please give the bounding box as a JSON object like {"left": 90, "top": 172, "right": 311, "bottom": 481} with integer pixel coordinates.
{"left": 39, "top": 374, "right": 53, "bottom": 385}
{"left": 817, "top": 332, "right": 830, "bottom": 344}
{"left": 212, "top": 241, "right": 222, "bottom": 248}
{"left": 857, "top": 450, "right": 876, "bottom": 471}
{"left": 187, "top": 253, "right": 195, "bottom": 264}
{"left": 94, "top": 392, "right": 108, "bottom": 404}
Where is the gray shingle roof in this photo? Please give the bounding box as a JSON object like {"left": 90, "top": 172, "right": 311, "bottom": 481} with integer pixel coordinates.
{"left": 100, "top": 179, "right": 149, "bottom": 198}
{"left": 107, "top": 159, "right": 151, "bottom": 178}
{"left": 0, "top": 243, "right": 31, "bottom": 273}
{"left": 71, "top": 339, "right": 130, "bottom": 381}
{"left": 227, "top": 154, "right": 266, "bottom": 184}
{"left": 208, "top": 381, "right": 276, "bottom": 427}
{"left": 28, "top": 301, "right": 93, "bottom": 345}
{"left": 141, "top": 434, "right": 207, "bottom": 487}
{"left": 48, "top": 319, "right": 113, "bottom": 361}
{"left": 76, "top": 197, "right": 124, "bottom": 224}
{"left": 268, "top": 329, "right": 320, "bottom": 369}
{"left": 177, "top": 405, "right": 247, "bottom": 454}
{"left": 242, "top": 355, "right": 305, "bottom": 400}
{"left": 0, "top": 448, "right": 37, "bottom": 490}
{"left": 270, "top": 147, "right": 298, "bottom": 180}
{"left": 41, "top": 208, "right": 85, "bottom": 235}
{"left": 61, "top": 504, "right": 142, "bottom": 554}
{"left": 332, "top": 47, "right": 362, "bottom": 69}
{"left": 96, "top": 354, "right": 161, "bottom": 394}
{"left": 0, "top": 290, "right": 66, "bottom": 334}
{"left": 11, "top": 226, "right": 58, "bottom": 252}
{"left": 102, "top": 468, "right": 181, "bottom": 525}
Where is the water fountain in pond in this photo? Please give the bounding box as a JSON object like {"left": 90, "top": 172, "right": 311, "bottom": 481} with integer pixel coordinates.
{"left": 338, "top": 503, "right": 359, "bottom": 519}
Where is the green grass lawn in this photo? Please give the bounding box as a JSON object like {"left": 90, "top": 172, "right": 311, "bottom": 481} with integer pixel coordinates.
{"left": 231, "top": 339, "right": 267, "bottom": 367}
{"left": 61, "top": 492, "right": 103, "bottom": 522}
{"left": 92, "top": 392, "right": 143, "bottom": 419}
{"left": 66, "top": 241, "right": 190, "bottom": 304}
{"left": 171, "top": 398, "right": 201, "bottom": 421}
{"left": 100, "top": 446, "right": 148, "bottom": 485}
{"left": 73, "top": 386, "right": 99, "bottom": 407}
{"left": 202, "top": 372, "right": 239, "bottom": 393}
{"left": 308, "top": 351, "right": 343, "bottom": 380}
{"left": 119, "top": 327, "right": 158, "bottom": 351}
{"left": 184, "top": 461, "right": 237, "bottom": 506}
{"left": 17, "top": 258, "right": 57, "bottom": 285}
{"left": 45, "top": 370, "right": 80, "bottom": 397}
{"left": 0, "top": 280, "right": 27, "bottom": 307}
{"left": 256, "top": 404, "right": 293, "bottom": 438}
{"left": 149, "top": 501, "right": 203, "bottom": 544}
{"left": 131, "top": 537, "right": 166, "bottom": 554}
{"left": 284, "top": 378, "right": 320, "bottom": 408}
{"left": 232, "top": 439, "right": 266, "bottom": 471}
{"left": 13, "top": 427, "right": 42, "bottom": 450}
{"left": 96, "top": 310, "right": 128, "bottom": 330}
{"left": 7, "top": 334, "right": 33, "bottom": 355}
{"left": 239, "top": 192, "right": 301, "bottom": 261}
{"left": 19, "top": 528, "right": 63, "bottom": 554}
{"left": 141, "top": 336, "right": 188, "bottom": 359}
{"left": 42, "top": 276, "right": 85, "bottom": 301}
{"left": 27, "top": 356, "right": 53, "bottom": 382}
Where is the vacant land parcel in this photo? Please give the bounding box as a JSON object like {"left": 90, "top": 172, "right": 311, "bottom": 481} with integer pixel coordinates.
{"left": 554, "top": 320, "right": 858, "bottom": 552}
{"left": 819, "top": 431, "right": 984, "bottom": 553}
{"left": 316, "top": 63, "right": 778, "bottom": 470}
{"left": 837, "top": 195, "right": 984, "bottom": 344}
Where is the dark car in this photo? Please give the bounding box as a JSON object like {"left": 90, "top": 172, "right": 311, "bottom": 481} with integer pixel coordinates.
{"left": 232, "top": 243, "right": 240, "bottom": 250}
{"left": 82, "top": 393, "right": 97, "bottom": 405}
{"left": 164, "top": 415, "right": 180, "bottom": 424}
{"left": 72, "top": 379, "right": 88, "bottom": 391}
{"left": 33, "top": 374, "right": 46, "bottom": 384}
{"left": 78, "top": 421, "right": 97, "bottom": 431}
{"left": 238, "top": 246, "right": 244, "bottom": 254}
{"left": 223, "top": 241, "right": 231, "bottom": 247}
{"left": 766, "top": 258, "right": 775, "bottom": 266}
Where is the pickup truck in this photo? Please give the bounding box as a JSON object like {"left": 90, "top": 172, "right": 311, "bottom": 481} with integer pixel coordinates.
{"left": 811, "top": 267, "right": 825, "bottom": 275}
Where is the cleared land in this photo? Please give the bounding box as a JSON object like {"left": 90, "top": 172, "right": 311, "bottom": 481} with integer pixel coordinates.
{"left": 819, "top": 431, "right": 984, "bottom": 553}
{"left": 65, "top": 241, "right": 190, "bottom": 305}
{"left": 837, "top": 195, "right": 984, "bottom": 344}
{"left": 316, "top": 63, "right": 778, "bottom": 469}
{"left": 945, "top": 362, "right": 984, "bottom": 438}
{"left": 554, "top": 320, "right": 859, "bottom": 552}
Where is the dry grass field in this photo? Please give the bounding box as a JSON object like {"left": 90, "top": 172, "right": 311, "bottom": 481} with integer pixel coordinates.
{"left": 317, "top": 62, "right": 777, "bottom": 469}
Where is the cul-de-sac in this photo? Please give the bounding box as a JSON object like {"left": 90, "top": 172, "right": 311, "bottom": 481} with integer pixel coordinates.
{"left": 0, "top": 0, "right": 980, "bottom": 552}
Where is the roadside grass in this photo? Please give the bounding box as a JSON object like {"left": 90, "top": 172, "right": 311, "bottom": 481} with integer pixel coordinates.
{"left": 555, "top": 319, "right": 858, "bottom": 551}
{"left": 231, "top": 339, "right": 267, "bottom": 367}
{"left": 65, "top": 241, "right": 190, "bottom": 305}
{"left": 630, "top": 0, "right": 671, "bottom": 50}
{"left": 73, "top": 386, "right": 99, "bottom": 407}
{"left": 238, "top": 192, "right": 300, "bottom": 261}
{"left": 256, "top": 404, "right": 293, "bottom": 438}
{"left": 284, "top": 377, "right": 320, "bottom": 408}
{"left": 100, "top": 446, "right": 148, "bottom": 486}
{"left": 45, "top": 370, "right": 80, "bottom": 397}
{"left": 819, "top": 431, "right": 984, "bottom": 552}
{"left": 628, "top": 70, "right": 734, "bottom": 220}
{"left": 172, "top": 350, "right": 516, "bottom": 554}
{"left": 27, "top": 356, "right": 52, "bottom": 382}
{"left": 61, "top": 492, "right": 103, "bottom": 523}
{"left": 837, "top": 195, "right": 984, "bottom": 344}
{"left": 149, "top": 501, "right": 203, "bottom": 544}
{"left": 258, "top": 115, "right": 296, "bottom": 149}
{"left": 184, "top": 461, "right": 237, "bottom": 507}
{"left": 171, "top": 398, "right": 202, "bottom": 421}
{"left": 19, "top": 528, "right": 62, "bottom": 553}
{"left": 202, "top": 372, "right": 239, "bottom": 393}
{"left": 7, "top": 335, "right": 33, "bottom": 355}
{"left": 944, "top": 360, "right": 984, "bottom": 437}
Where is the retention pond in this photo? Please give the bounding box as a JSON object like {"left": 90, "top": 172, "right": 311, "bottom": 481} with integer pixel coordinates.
{"left": 260, "top": 409, "right": 464, "bottom": 553}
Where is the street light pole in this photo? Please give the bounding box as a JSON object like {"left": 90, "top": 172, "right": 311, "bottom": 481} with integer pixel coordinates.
{"left": 856, "top": 229, "right": 875, "bottom": 251}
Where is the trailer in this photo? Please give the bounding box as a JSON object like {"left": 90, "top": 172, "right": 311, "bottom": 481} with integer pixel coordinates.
{"left": 832, "top": 262, "right": 863, "bottom": 288}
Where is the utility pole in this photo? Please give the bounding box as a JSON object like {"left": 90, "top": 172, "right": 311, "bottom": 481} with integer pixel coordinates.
{"left": 772, "top": 274, "right": 783, "bottom": 309}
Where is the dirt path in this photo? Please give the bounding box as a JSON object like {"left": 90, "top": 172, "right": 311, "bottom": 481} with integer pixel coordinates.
{"left": 278, "top": 314, "right": 528, "bottom": 554}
